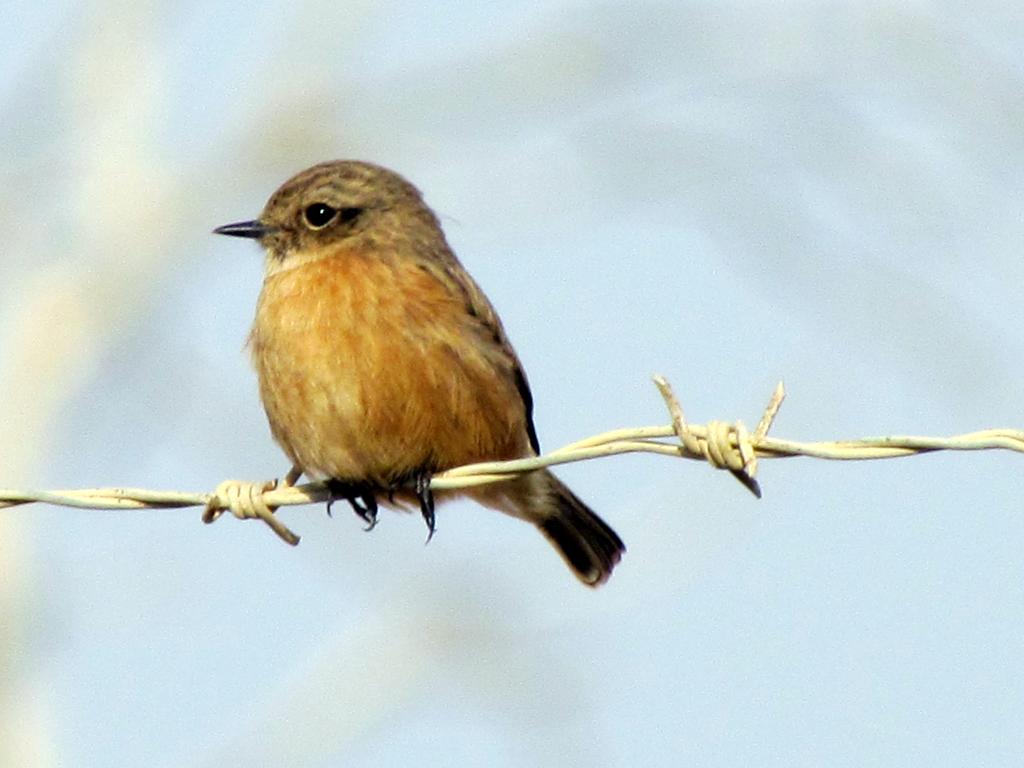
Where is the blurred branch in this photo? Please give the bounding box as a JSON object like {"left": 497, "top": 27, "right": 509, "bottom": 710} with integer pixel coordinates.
{"left": 3, "top": 376, "right": 1023, "bottom": 545}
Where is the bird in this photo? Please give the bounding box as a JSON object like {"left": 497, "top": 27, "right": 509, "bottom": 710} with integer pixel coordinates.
{"left": 213, "top": 160, "right": 624, "bottom": 586}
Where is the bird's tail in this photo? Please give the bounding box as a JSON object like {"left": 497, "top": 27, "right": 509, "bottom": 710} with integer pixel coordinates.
{"left": 536, "top": 472, "right": 624, "bottom": 586}
{"left": 474, "top": 469, "right": 624, "bottom": 586}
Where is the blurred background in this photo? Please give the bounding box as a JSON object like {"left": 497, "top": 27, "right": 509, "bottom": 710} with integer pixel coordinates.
{"left": 2, "top": 1, "right": 1023, "bottom": 765}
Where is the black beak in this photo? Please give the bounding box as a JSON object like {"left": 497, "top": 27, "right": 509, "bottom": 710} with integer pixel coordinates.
{"left": 213, "top": 219, "right": 271, "bottom": 239}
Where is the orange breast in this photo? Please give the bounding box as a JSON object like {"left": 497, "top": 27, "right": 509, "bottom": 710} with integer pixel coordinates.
{"left": 250, "top": 249, "right": 529, "bottom": 485}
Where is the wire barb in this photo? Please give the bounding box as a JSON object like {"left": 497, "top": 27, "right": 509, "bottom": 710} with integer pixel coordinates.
{"left": 4, "top": 376, "right": 1024, "bottom": 545}
{"left": 652, "top": 374, "right": 766, "bottom": 498}
{"left": 203, "top": 479, "right": 300, "bottom": 545}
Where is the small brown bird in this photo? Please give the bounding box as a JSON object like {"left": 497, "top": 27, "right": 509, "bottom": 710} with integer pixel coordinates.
{"left": 214, "top": 161, "right": 624, "bottom": 585}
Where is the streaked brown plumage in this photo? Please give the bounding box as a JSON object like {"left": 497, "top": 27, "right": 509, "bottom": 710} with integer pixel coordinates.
{"left": 214, "top": 160, "right": 624, "bottom": 585}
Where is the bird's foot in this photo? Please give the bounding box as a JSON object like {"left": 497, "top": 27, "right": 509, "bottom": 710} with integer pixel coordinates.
{"left": 325, "top": 480, "right": 379, "bottom": 531}
{"left": 283, "top": 465, "right": 303, "bottom": 487}
{"left": 202, "top": 478, "right": 300, "bottom": 546}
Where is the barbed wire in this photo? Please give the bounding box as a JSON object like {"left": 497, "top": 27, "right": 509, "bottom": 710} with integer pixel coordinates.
{"left": 3, "top": 376, "right": 1023, "bottom": 546}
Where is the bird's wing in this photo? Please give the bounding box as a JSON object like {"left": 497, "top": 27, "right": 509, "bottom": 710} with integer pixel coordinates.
{"left": 420, "top": 253, "right": 541, "bottom": 456}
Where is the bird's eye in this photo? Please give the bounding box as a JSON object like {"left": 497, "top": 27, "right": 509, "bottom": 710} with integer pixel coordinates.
{"left": 303, "top": 203, "right": 338, "bottom": 229}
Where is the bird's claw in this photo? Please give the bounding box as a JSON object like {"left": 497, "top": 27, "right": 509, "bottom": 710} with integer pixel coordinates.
{"left": 351, "top": 493, "right": 379, "bottom": 531}
{"left": 325, "top": 480, "right": 379, "bottom": 532}
{"left": 415, "top": 472, "right": 435, "bottom": 543}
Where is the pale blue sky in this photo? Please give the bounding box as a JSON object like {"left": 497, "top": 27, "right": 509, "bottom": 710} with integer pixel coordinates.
{"left": 2, "top": 2, "right": 1023, "bottom": 766}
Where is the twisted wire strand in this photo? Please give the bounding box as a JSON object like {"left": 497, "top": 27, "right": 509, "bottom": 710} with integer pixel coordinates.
{"left": 3, "top": 376, "right": 1022, "bottom": 545}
